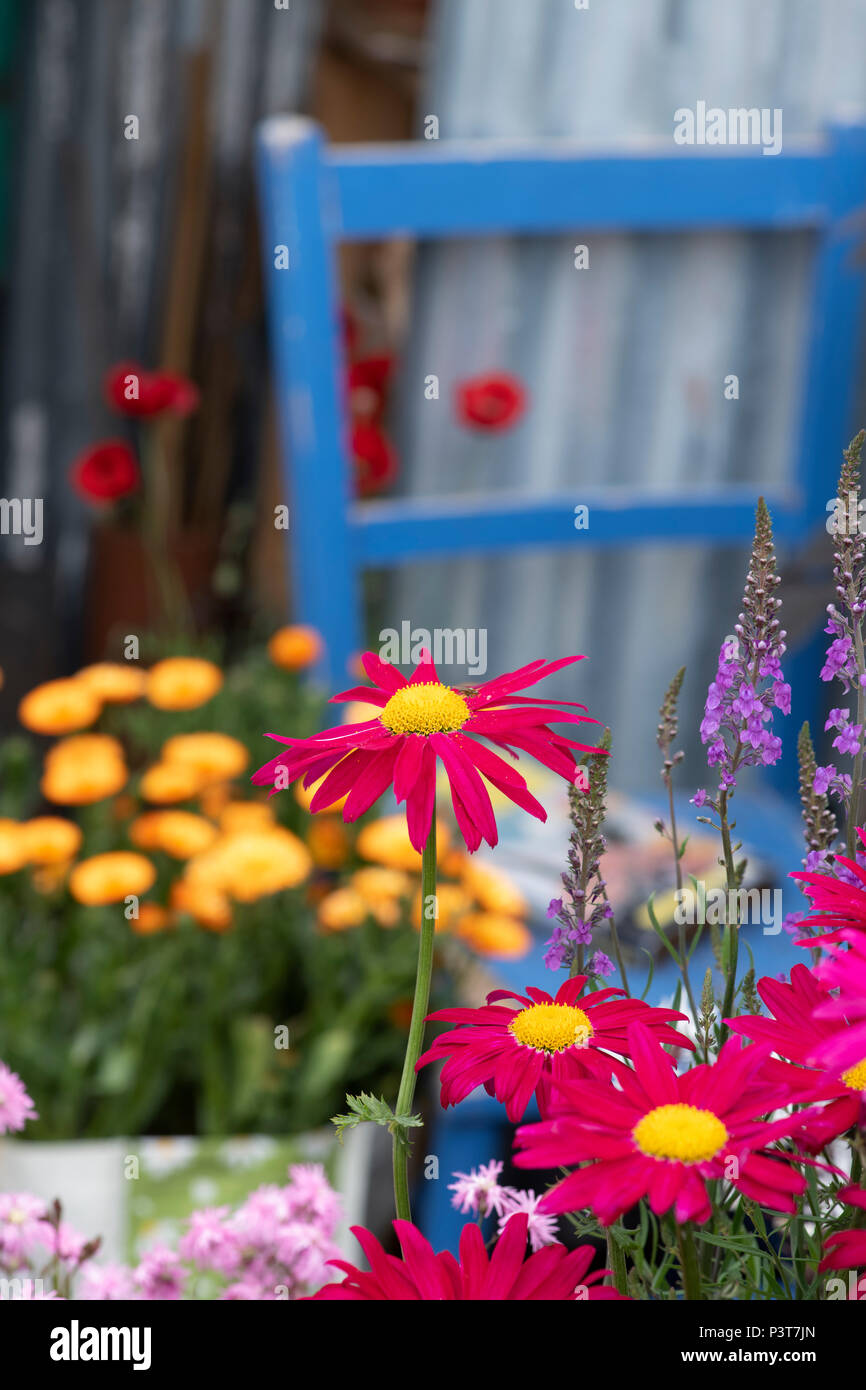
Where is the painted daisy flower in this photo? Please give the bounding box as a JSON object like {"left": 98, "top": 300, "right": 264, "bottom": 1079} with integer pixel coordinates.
{"left": 811, "top": 931, "right": 866, "bottom": 1075}
{"left": 819, "top": 1186, "right": 866, "bottom": 1276}
{"left": 726, "top": 963, "right": 866, "bottom": 1148}
{"left": 252, "top": 650, "right": 601, "bottom": 852}
{"left": 513, "top": 1023, "right": 811, "bottom": 1226}
{"left": 790, "top": 828, "right": 866, "bottom": 943}
{"left": 417, "top": 975, "right": 692, "bottom": 1121}
{"left": 310, "top": 1212, "right": 626, "bottom": 1300}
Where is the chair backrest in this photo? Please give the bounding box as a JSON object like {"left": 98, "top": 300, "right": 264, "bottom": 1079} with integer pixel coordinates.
{"left": 255, "top": 116, "right": 866, "bottom": 685}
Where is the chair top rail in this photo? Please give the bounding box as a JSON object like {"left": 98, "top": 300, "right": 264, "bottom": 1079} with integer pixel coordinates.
{"left": 350, "top": 488, "right": 805, "bottom": 565}
{"left": 258, "top": 117, "right": 866, "bottom": 241}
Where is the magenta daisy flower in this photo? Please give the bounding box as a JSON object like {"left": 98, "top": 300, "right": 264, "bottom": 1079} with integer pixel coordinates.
{"left": 417, "top": 975, "right": 692, "bottom": 1121}
{"left": 811, "top": 931, "right": 866, "bottom": 1075}
{"left": 0, "top": 1061, "right": 37, "bottom": 1135}
{"left": 252, "top": 650, "right": 601, "bottom": 851}
{"left": 819, "top": 1187, "right": 866, "bottom": 1277}
{"left": 726, "top": 963, "right": 866, "bottom": 1149}
{"left": 309, "top": 1212, "right": 626, "bottom": 1300}
{"left": 513, "top": 1023, "right": 811, "bottom": 1226}
{"left": 790, "top": 828, "right": 866, "bottom": 943}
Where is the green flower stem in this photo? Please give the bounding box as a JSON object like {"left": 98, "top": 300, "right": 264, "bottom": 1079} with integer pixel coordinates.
{"left": 677, "top": 1221, "right": 703, "bottom": 1301}
{"left": 392, "top": 818, "right": 437, "bottom": 1223}
{"left": 847, "top": 622, "right": 866, "bottom": 857}
{"left": 718, "top": 787, "right": 740, "bottom": 1040}
{"left": 666, "top": 778, "right": 698, "bottom": 1025}
{"left": 606, "top": 1228, "right": 629, "bottom": 1296}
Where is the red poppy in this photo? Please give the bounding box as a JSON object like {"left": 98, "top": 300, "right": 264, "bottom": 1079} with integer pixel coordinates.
{"left": 455, "top": 372, "right": 527, "bottom": 432}
{"left": 70, "top": 440, "right": 139, "bottom": 502}
{"left": 104, "top": 361, "right": 199, "bottom": 418}
{"left": 352, "top": 421, "right": 398, "bottom": 497}
{"left": 348, "top": 355, "right": 393, "bottom": 421}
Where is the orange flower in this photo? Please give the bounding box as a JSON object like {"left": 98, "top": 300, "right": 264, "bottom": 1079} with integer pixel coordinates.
{"left": 455, "top": 911, "right": 532, "bottom": 959}
{"left": 459, "top": 859, "right": 528, "bottom": 918}
{"left": 76, "top": 663, "right": 146, "bottom": 703}
{"left": 161, "top": 732, "right": 249, "bottom": 783}
{"left": 0, "top": 820, "right": 26, "bottom": 875}
{"left": 198, "top": 782, "right": 233, "bottom": 819}
{"left": 138, "top": 811, "right": 218, "bottom": 859}
{"left": 184, "top": 827, "right": 312, "bottom": 902}
{"left": 131, "top": 903, "right": 172, "bottom": 935}
{"left": 69, "top": 852, "right": 156, "bottom": 905}
{"left": 411, "top": 881, "right": 471, "bottom": 933}
{"left": 46, "top": 734, "right": 125, "bottom": 764}
{"left": 356, "top": 815, "right": 451, "bottom": 873}
{"left": 19, "top": 679, "right": 101, "bottom": 734}
{"left": 128, "top": 812, "right": 167, "bottom": 850}
{"left": 20, "top": 817, "right": 83, "bottom": 865}
{"left": 170, "top": 879, "right": 233, "bottom": 933}
{"left": 146, "top": 658, "right": 223, "bottom": 711}
{"left": 41, "top": 740, "right": 128, "bottom": 806}
{"left": 140, "top": 762, "right": 203, "bottom": 804}
{"left": 351, "top": 866, "right": 413, "bottom": 902}
{"left": 388, "top": 999, "right": 414, "bottom": 1031}
{"left": 267, "top": 625, "right": 322, "bottom": 671}
{"left": 306, "top": 816, "right": 351, "bottom": 870}
{"left": 317, "top": 887, "right": 368, "bottom": 932}
{"left": 218, "top": 801, "right": 275, "bottom": 833}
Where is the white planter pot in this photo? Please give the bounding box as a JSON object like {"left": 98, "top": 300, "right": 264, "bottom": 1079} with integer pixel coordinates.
{"left": 0, "top": 1137, "right": 129, "bottom": 1261}
{"left": 0, "top": 1125, "right": 389, "bottom": 1267}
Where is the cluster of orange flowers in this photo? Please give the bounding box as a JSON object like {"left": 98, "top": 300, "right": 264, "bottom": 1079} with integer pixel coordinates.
{"left": 313, "top": 812, "right": 532, "bottom": 960}
{"left": 3, "top": 630, "right": 323, "bottom": 934}
{"left": 3, "top": 624, "right": 530, "bottom": 958}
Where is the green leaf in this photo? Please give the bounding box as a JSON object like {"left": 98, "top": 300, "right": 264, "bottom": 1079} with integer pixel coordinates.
{"left": 331, "top": 1092, "right": 423, "bottom": 1148}
{"left": 645, "top": 893, "right": 681, "bottom": 966}
{"left": 639, "top": 948, "right": 656, "bottom": 1001}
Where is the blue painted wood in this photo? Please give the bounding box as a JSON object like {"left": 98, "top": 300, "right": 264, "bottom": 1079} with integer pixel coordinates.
{"left": 351, "top": 490, "right": 804, "bottom": 565}
{"left": 771, "top": 124, "right": 866, "bottom": 793}
{"left": 255, "top": 116, "right": 866, "bottom": 690}
{"left": 255, "top": 117, "right": 360, "bottom": 686}
{"left": 793, "top": 125, "right": 866, "bottom": 524}
{"left": 327, "top": 140, "right": 848, "bottom": 240}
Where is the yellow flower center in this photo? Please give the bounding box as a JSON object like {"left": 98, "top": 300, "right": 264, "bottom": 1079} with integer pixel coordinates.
{"left": 841, "top": 1057, "right": 866, "bottom": 1092}
{"left": 509, "top": 1002, "right": 594, "bottom": 1053}
{"left": 633, "top": 1103, "right": 728, "bottom": 1163}
{"left": 380, "top": 682, "right": 471, "bottom": 736}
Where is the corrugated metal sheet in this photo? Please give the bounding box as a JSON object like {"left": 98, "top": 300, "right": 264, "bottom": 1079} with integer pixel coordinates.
{"left": 0, "top": 0, "right": 320, "bottom": 704}
{"left": 387, "top": 0, "right": 866, "bottom": 788}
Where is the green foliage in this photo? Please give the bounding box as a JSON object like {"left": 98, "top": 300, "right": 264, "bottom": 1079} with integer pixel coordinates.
{"left": 0, "top": 637, "right": 441, "bottom": 1140}
{"left": 331, "top": 1092, "right": 423, "bottom": 1149}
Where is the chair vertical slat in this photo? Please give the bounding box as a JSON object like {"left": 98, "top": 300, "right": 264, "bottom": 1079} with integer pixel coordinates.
{"left": 256, "top": 117, "right": 360, "bottom": 685}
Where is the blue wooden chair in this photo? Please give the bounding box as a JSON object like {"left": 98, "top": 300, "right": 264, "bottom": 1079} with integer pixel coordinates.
{"left": 256, "top": 116, "right": 866, "bottom": 689}
{"left": 255, "top": 117, "right": 866, "bottom": 1250}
